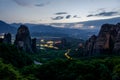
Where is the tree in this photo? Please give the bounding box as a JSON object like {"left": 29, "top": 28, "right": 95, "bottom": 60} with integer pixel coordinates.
{"left": 0, "top": 43, "right": 33, "bottom": 68}
{"left": 0, "top": 59, "right": 23, "bottom": 80}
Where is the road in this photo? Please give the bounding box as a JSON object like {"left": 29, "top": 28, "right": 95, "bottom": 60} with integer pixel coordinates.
{"left": 64, "top": 49, "right": 72, "bottom": 60}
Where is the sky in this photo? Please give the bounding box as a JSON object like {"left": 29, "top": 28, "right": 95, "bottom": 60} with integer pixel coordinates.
{"left": 0, "top": 0, "right": 120, "bottom": 24}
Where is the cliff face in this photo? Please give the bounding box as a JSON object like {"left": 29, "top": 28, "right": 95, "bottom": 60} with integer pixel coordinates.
{"left": 0, "top": 33, "right": 11, "bottom": 44}
{"left": 3, "top": 33, "right": 11, "bottom": 44}
{"left": 84, "top": 35, "right": 97, "bottom": 56}
{"left": 85, "top": 23, "right": 120, "bottom": 55}
{"left": 113, "top": 23, "right": 120, "bottom": 54}
{"left": 14, "top": 25, "right": 33, "bottom": 53}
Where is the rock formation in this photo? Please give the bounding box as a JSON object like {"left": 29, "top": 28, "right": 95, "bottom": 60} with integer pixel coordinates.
{"left": 85, "top": 23, "right": 120, "bottom": 56}
{"left": 113, "top": 23, "right": 120, "bottom": 54}
{"left": 14, "top": 25, "right": 33, "bottom": 53}
{"left": 3, "top": 33, "right": 11, "bottom": 44}
{"left": 84, "top": 35, "right": 97, "bottom": 56}
{"left": 32, "top": 38, "right": 37, "bottom": 53}
{"left": 93, "top": 24, "right": 116, "bottom": 55}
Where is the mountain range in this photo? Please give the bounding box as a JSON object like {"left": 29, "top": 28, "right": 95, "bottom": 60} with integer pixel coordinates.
{"left": 0, "top": 17, "right": 120, "bottom": 40}
{"left": 51, "top": 17, "right": 120, "bottom": 30}
{"left": 0, "top": 20, "right": 16, "bottom": 34}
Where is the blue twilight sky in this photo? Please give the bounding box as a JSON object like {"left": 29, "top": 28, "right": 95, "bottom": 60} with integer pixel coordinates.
{"left": 0, "top": 0, "right": 120, "bottom": 24}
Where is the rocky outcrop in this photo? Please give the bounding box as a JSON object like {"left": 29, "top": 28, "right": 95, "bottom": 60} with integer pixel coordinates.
{"left": 113, "top": 23, "right": 120, "bottom": 54}
{"left": 84, "top": 35, "right": 97, "bottom": 56}
{"left": 0, "top": 33, "right": 12, "bottom": 44}
{"left": 14, "top": 25, "right": 33, "bottom": 53}
{"left": 93, "top": 24, "right": 116, "bottom": 55}
{"left": 32, "top": 38, "right": 37, "bottom": 53}
{"left": 85, "top": 23, "right": 120, "bottom": 56}
{"left": 3, "top": 33, "right": 11, "bottom": 44}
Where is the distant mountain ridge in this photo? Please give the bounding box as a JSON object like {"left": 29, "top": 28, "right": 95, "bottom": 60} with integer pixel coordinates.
{"left": 1, "top": 20, "right": 89, "bottom": 39}
{"left": 51, "top": 17, "right": 120, "bottom": 30}
{"left": 30, "top": 24, "right": 90, "bottom": 39}
{"left": 11, "top": 17, "right": 120, "bottom": 30}
{"left": 10, "top": 17, "right": 120, "bottom": 38}
{"left": 0, "top": 17, "right": 119, "bottom": 39}
{"left": 0, "top": 20, "right": 16, "bottom": 34}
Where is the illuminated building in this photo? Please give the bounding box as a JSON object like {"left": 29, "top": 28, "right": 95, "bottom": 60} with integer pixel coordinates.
{"left": 36, "top": 37, "right": 66, "bottom": 49}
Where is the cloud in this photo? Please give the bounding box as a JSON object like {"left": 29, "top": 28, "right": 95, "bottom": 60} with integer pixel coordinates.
{"left": 52, "top": 14, "right": 80, "bottom": 20}
{"left": 66, "top": 15, "right": 71, "bottom": 19}
{"left": 87, "top": 11, "right": 119, "bottom": 17}
{"left": 55, "top": 12, "right": 67, "bottom": 15}
{"left": 35, "top": 2, "right": 50, "bottom": 7}
{"left": 96, "top": 8, "right": 106, "bottom": 12}
{"left": 13, "top": 0, "right": 50, "bottom": 7}
{"left": 35, "top": 4, "right": 45, "bottom": 7}
{"left": 87, "top": 14, "right": 94, "bottom": 17}
{"left": 73, "top": 15, "right": 81, "bottom": 18}
{"left": 52, "top": 16, "right": 64, "bottom": 20}
{"left": 12, "top": 0, "right": 33, "bottom": 6}
{"left": 74, "top": 24, "right": 84, "bottom": 29}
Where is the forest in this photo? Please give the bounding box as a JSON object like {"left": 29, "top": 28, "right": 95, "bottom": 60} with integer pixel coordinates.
{"left": 0, "top": 43, "right": 120, "bottom": 80}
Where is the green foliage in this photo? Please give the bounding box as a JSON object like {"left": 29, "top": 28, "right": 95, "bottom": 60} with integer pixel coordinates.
{"left": 1, "top": 43, "right": 120, "bottom": 80}
{"left": 32, "top": 49, "right": 66, "bottom": 61}
{"left": 21, "top": 58, "right": 114, "bottom": 80}
{"left": 0, "top": 43, "right": 33, "bottom": 68}
{"left": 34, "top": 59, "right": 70, "bottom": 80}
{"left": 113, "top": 64, "right": 120, "bottom": 80}
{"left": 0, "top": 59, "right": 23, "bottom": 80}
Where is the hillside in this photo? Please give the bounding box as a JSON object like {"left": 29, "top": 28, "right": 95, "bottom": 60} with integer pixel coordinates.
{"left": 0, "top": 20, "right": 16, "bottom": 34}
{"left": 30, "top": 24, "right": 91, "bottom": 39}
{"left": 51, "top": 17, "right": 120, "bottom": 30}
{"left": 10, "top": 17, "right": 120, "bottom": 39}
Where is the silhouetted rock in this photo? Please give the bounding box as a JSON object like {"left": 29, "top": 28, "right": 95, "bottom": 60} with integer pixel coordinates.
{"left": 14, "top": 25, "right": 33, "bottom": 53}
{"left": 85, "top": 23, "right": 120, "bottom": 56}
{"left": 113, "top": 23, "right": 120, "bottom": 54}
{"left": 3, "top": 33, "right": 11, "bottom": 44}
{"left": 93, "top": 24, "right": 116, "bottom": 55}
{"left": 77, "top": 43, "right": 84, "bottom": 56}
{"left": 84, "top": 35, "right": 97, "bottom": 56}
{"left": 32, "top": 38, "right": 37, "bottom": 53}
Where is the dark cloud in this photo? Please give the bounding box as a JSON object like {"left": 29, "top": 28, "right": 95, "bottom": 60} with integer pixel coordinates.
{"left": 73, "top": 15, "right": 77, "bottom": 17}
{"left": 13, "top": 0, "right": 50, "bottom": 7}
{"left": 35, "top": 2, "right": 50, "bottom": 7}
{"left": 87, "top": 14, "right": 94, "bottom": 17}
{"left": 97, "top": 11, "right": 118, "bottom": 16}
{"left": 12, "top": 0, "right": 31, "bottom": 6}
{"left": 35, "top": 4, "right": 45, "bottom": 7}
{"left": 66, "top": 15, "right": 71, "bottom": 19}
{"left": 55, "top": 12, "right": 67, "bottom": 15}
{"left": 52, "top": 16, "right": 64, "bottom": 20}
{"left": 73, "top": 15, "right": 81, "bottom": 18}
{"left": 87, "top": 11, "right": 119, "bottom": 17}
{"left": 52, "top": 14, "right": 80, "bottom": 20}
